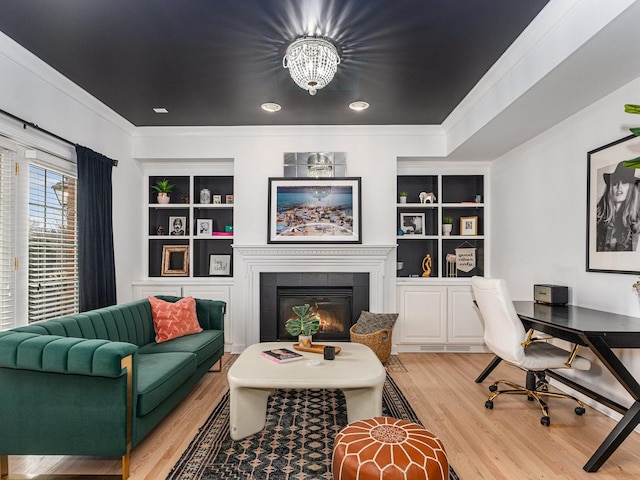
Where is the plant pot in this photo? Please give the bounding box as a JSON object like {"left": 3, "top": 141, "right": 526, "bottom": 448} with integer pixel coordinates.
{"left": 298, "top": 335, "right": 313, "bottom": 348}
{"left": 442, "top": 224, "right": 452, "bottom": 236}
{"left": 157, "top": 193, "right": 170, "bottom": 204}
{"left": 399, "top": 196, "right": 407, "bottom": 204}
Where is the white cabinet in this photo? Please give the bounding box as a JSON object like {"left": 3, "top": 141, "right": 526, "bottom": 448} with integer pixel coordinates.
{"left": 132, "top": 282, "right": 233, "bottom": 349}
{"left": 396, "top": 283, "right": 486, "bottom": 352}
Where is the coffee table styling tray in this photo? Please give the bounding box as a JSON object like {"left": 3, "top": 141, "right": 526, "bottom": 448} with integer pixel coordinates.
{"left": 293, "top": 343, "right": 342, "bottom": 355}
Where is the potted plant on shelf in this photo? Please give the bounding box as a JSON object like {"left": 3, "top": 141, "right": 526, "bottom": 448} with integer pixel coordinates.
{"left": 399, "top": 191, "right": 408, "bottom": 204}
{"left": 151, "top": 179, "right": 176, "bottom": 204}
{"left": 442, "top": 216, "right": 453, "bottom": 236}
{"left": 285, "top": 304, "right": 321, "bottom": 348}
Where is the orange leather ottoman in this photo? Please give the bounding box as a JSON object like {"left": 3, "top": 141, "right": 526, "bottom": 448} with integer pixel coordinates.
{"left": 332, "top": 417, "right": 448, "bottom": 480}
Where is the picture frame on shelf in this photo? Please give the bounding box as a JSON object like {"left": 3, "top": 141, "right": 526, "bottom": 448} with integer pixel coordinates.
{"left": 267, "top": 177, "right": 361, "bottom": 244}
{"left": 460, "top": 216, "right": 478, "bottom": 236}
{"left": 400, "top": 213, "right": 425, "bottom": 235}
{"left": 209, "top": 254, "right": 231, "bottom": 276}
{"left": 226, "top": 194, "right": 234, "bottom": 204}
{"left": 213, "top": 195, "right": 222, "bottom": 204}
{"left": 161, "top": 245, "right": 190, "bottom": 276}
{"left": 587, "top": 135, "right": 640, "bottom": 273}
{"left": 196, "top": 219, "right": 213, "bottom": 236}
{"left": 168, "top": 216, "right": 186, "bottom": 236}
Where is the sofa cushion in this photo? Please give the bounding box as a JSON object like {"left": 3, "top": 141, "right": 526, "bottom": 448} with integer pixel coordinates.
{"left": 138, "top": 329, "right": 223, "bottom": 367}
{"left": 136, "top": 352, "right": 197, "bottom": 416}
{"left": 149, "top": 296, "right": 203, "bottom": 343}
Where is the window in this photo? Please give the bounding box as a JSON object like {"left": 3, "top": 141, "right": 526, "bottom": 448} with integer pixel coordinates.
{"left": 0, "top": 145, "right": 16, "bottom": 330}
{"left": 28, "top": 164, "right": 78, "bottom": 322}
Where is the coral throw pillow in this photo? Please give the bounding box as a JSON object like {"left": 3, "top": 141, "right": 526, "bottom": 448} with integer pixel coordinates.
{"left": 149, "top": 296, "right": 203, "bottom": 343}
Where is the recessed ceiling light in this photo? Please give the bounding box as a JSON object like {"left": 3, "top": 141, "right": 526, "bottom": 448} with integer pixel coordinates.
{"left": 261, "top": 102, "right": 282, "bottom": 112}
{"left": 153, "top": 107, "right": 169, "bottom": 114}
{"left": 349, "top": 101, "right": 369, "bottom": 111}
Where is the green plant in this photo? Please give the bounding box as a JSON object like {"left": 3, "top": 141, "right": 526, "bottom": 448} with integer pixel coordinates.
{"left": 443, "top": 216, "right": 453, "bottom": 224}
{"left": 151, "top": 179, "right": 176, "bottom": 194}
{"left": 284, "top": 304, "right": 321, "bottom": 336}
{"left": 399, "top": 191, "right": 408, "bottom": 197}
{"left": 623, "top": 104, "right": 640, "bottom": 168}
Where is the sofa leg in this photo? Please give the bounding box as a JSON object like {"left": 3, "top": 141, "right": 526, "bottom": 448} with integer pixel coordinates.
{"left": 210, "top": 356, "right": 223, "bottom": 372}
{"left": 1, "top": 455, "right": 7, "bottom": 478}
{"left": 121, "top": 452, "right": 130, "bottom": 480}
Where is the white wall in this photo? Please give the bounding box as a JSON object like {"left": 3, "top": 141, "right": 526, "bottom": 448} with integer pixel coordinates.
{"left": 491, "top": 74, "right": 640, "bottom": 408}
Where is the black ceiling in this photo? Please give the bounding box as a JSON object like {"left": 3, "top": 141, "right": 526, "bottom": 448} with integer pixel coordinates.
{"left": 0, "top": 0, "right": 550, "bottom": 127}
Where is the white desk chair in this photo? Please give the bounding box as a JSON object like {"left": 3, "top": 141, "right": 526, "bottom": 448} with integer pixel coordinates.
{"left": 471, "top": 276, "right": 591, "bottom": 426}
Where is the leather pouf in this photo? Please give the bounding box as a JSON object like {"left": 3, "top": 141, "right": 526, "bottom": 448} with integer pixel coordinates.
{"left": 332, "top": 417, "right": 448, "bottom": 480}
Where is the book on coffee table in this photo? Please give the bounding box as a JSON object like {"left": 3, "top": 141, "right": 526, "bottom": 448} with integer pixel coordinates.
{"left": 261, "top": 347, "right": 304, "bottom": 364}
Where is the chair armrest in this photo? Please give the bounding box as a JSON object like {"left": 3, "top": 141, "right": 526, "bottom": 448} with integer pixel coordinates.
{"left": 0, "top": 331, "right": 137, "bottom": 378}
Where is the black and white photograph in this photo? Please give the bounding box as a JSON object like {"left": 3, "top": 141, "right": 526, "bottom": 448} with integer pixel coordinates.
{"left": 169, "top": 216, "right": 186, "bottom": 236}
{"left": 587, "top": 135, "right": 640, "bottom": 273}
{"left": 400, "top": 213, "right": 425, "bottom": 235}
{"left": 196, "top": 219, "right": 213, "bottom": 236}
{"left": 209, "top": 254, "right": 231, "bottom": 276}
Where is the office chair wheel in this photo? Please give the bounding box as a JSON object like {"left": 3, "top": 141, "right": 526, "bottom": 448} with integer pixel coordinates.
{"left": 575, "top": 407, "right": 586, "bottom": 416}
{"left": 540, "top": 416, "right": 550, "bottom": 426}
{"left": 489, "top": 385, "right": 498, "bottom": 392}
{"left": 485, "top": 400, "right": 494, "bottom": 409}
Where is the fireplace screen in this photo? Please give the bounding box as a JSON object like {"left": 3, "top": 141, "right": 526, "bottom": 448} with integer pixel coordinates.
{"left": 278, "top": 288, "right": 353, "bottom": 341}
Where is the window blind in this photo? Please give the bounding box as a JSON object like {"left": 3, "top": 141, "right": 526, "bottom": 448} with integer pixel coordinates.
{"left": 0, "top": 147, "right": 16, "bottom": 330}
{"left": 28, "top": 163, "right": 78, "bottom": 322}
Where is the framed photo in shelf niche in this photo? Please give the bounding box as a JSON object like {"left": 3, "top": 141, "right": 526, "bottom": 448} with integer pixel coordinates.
{"left": 196, "top": 219, "right": 213, "bottom": 236}
{"left": 460, "top": 216, "right": 478, "bottom": 236}
{"left": 209, "top": 254, "right": 231, "bottom": 276}
{"left": 168, "top": 216, "right": 186, "bottom": 236}
{"left": 587, "top": 135, "right": 640, "bottom": 273}
{"left": 400, "top": 213, "right": 425, "bottom": 235}
{"left": 161, "top": 245, "right": 189, "bottom": 276}
{"left": 267, "top": 177, "right": 361, "bottom": 244}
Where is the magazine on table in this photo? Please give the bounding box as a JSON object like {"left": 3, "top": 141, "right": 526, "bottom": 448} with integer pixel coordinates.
{"left": 261, "top": 347, "right": 304, "bottom": 363}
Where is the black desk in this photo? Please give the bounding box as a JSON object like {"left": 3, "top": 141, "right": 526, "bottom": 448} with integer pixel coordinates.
{"left": 475, "top": 301, "right": 640, "bottom": 472}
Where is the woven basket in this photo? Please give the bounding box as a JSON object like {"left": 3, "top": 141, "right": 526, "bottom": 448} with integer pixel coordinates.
{"left": 349, "top": 324, "right": 393, "bottom": 363}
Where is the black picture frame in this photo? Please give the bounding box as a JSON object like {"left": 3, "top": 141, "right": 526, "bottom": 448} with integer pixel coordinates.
{"left": 268, "top": 177, "right": 362, "bottom": 244}
{"left": 587, "top": 134, "right": 640, "bottom": 273}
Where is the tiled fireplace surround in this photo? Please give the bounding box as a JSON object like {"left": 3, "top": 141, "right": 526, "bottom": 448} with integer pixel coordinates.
{"left": 234, "top": 245, "right": 395, "bottom": 349}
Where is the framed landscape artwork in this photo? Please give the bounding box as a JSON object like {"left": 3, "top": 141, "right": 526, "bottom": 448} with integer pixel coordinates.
{"left": 268, "top": 177, "right": 361, "bottom": 244}
{"left": 587, "top": 134, "right": 640, "bottom": 273}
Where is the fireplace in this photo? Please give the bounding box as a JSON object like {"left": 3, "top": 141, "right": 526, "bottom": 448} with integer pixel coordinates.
{"left": 260, "top": 272, "right": 369, "bottom": 342}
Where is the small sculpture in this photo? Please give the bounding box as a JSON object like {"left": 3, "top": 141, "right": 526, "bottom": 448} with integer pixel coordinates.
{"left": 421, "top": 253, "right": 432, "bottom": 278}
{"left": 419, "top": 192, "right": 436, "bottom": 204}
{"left": 181, "top": 194, "right": 190, "bottom": 204}
{"left": 156, "top": 225, "right": 165, "bottom": 236}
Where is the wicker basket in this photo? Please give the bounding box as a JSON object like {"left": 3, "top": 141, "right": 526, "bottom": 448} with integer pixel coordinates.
{"left": 349, "top": 324, "right": 393, "bottom": 363}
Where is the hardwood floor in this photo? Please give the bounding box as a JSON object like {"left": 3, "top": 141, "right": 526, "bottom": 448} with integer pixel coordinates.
{"left": 8, "top": 352, "right": 640, "bottom": 479}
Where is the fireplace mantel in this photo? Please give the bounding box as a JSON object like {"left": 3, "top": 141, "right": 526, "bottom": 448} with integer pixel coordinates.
{"left": 234, "top": 244, "right": 395, "bottom": 347}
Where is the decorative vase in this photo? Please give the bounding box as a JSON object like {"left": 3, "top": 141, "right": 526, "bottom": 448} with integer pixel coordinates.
{"left": 157, "top": 193, "right": 170, "bottom": 204}
{"left": 200, "top": 188, "right": 211, "bottom": 204}
{"left": 442, "top": 224, "right": 452, "bottom": 236}
{"left": 298, "top": 335, "right": 312, "bottom": 348}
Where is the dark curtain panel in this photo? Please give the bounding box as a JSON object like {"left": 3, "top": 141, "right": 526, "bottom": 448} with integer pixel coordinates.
{"left": 76, "top": 145, "right": 117, "bottom": 311}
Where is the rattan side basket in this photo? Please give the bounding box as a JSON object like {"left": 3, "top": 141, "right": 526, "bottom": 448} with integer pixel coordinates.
{"left": 349, "top": 324, "right": 393, "bottom": 363}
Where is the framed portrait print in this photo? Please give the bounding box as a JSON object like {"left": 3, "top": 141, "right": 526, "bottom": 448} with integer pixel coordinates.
{"left": 161, "top": 245, "right": 189, "bottom": 276}
{"left": 196, "top": 219, "right": 213, "bottom": 236}
{"left": 400, "top": 213, "right": 425, "bottom": 235}
{"left": 587, "top": 135, "right": 640, "bottom": 273}
{"left": 460, "top": 216, "right": 478, "bottom": 236}
{"left": 209, "top": 254, "right": 231, "bottom": 276}
{"left": 268, "top": 177, "right": 361, "bottom": 244}
{"left": 168, "top": 216, "right": 186, "bottom": 236}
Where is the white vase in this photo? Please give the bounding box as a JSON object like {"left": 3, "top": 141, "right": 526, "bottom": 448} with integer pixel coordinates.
{"left": 157, "top": 193, "right": 170, "bottom": 204}
{"left": 298, "top": 335, "right": 313, "bottom": 348}
{"left": 442, "top": 224, "right": 452, "bottom": 236}
{"left": 399, "top": 196, "right": 407, "bottom": 204}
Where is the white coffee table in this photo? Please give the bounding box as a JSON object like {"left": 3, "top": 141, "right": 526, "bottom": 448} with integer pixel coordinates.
{"left": 227, "top": 341, "right": 386, "bottom": 440}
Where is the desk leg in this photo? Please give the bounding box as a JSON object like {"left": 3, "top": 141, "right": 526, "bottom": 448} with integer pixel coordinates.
{"left": 475, "top": 355, "right": 502, "bottom": 383}
{"left": 584, "top": 401, "right": 640, "bottom": 472}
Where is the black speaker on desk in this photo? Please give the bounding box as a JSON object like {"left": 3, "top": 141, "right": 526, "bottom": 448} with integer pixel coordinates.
{"left": 534, "top": 284, "right": 568, "bottom": 305}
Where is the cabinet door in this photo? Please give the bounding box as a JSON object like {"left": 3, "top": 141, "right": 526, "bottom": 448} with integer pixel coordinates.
{"left": 132, "top": 284, "right": 183, "bottom": 300}
{"left": 182, "top": 285, "right": 232, "bottom": 346}
{"left": 397, "top": 286, "right": 447, "bottom": 343}
{"left": 447, "top": 285, "right": 484, "bottom": 344}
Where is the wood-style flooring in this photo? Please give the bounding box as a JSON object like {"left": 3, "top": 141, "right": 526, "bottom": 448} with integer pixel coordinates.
{"left": 8, "top": 352, "right": 640, "bottom": 479}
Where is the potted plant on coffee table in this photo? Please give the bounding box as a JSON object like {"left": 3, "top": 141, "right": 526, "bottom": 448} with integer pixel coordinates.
{"left": 285, "top": 304, "right": 320, "bottom": 348}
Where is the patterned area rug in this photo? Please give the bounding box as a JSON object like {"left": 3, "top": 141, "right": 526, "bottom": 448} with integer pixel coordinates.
{"left": 167, "top": 374, "right": 459, "bottom": 480}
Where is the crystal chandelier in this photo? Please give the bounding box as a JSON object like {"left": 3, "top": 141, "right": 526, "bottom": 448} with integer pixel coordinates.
{"left": 283, "top": 37, "right": 340, "bottom": 95}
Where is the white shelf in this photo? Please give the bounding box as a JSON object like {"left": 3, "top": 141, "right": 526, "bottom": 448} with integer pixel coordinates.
{"left": 397, "top": 203, "right": 438, "bottom": 208}
{"left": 397, "top": 235, "right": 438, "bottom": 240}
{"left": 194, "top": 204, "right": 234, "bottom": 209}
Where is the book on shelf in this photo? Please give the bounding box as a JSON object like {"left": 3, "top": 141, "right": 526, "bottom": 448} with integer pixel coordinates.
{"left": 261, "top": 347, "right": 304, "bottom": 364}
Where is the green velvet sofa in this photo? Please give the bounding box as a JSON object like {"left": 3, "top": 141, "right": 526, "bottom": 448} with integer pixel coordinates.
{"left": 0, "top": 296, "right": 225, "bottom": 479}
